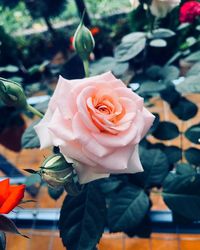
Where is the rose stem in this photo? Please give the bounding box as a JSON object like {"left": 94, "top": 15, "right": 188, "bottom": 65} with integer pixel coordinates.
{"left": 27, "top": 104, "right": 44, "bottom": 118}
{"left": 83, "top": 59, "right": 89, "bottom": 77}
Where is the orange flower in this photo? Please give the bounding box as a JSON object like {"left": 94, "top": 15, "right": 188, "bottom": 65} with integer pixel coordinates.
{"left": 0, "top": 179, "right": 25, "bottom": 214}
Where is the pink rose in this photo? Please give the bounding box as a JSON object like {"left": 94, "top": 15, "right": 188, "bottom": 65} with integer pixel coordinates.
{"left": 35, "top": 72, "right": 154, "bottom": 184}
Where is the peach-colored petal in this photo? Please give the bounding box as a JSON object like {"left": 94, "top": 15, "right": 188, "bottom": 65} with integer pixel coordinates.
{"left": 92, "top": 111, "right": 144, "bottom": 147}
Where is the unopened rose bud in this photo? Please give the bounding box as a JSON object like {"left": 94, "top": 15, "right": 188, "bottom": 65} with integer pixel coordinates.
{"left": 0, "top": 78, "right": 27, "bottom": 109}
{"left": 73, "top": 19, "right": 95, "bottom": 60}
{"left": 40, "top": 154, "right": 73, "bottom": 188}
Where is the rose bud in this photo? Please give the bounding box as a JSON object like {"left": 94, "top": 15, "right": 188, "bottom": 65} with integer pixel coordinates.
{"left": 73, "top": 18, "right": 95, "bottom": 60}
{"left": 0, "top": 78, "right": 27, "bottom": 109}
{"left": 40, "top": 153, "right": 73, "bottom": 188}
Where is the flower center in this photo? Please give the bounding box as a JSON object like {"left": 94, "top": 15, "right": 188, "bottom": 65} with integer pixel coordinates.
{"left": 95, "top": 104, "right": 111, "bottom": 115}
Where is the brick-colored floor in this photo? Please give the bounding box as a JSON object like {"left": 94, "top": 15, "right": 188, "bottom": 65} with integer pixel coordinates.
{"left": 1, "top": 93, "right": 200, "bottom": 249}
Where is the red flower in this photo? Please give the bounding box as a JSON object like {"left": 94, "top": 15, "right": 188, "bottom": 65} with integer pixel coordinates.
{"left": 180, "top": 1, "right": 200, "bottom": 23}
{"left": 0, "top": 179, "right": 25, "bottom": 214}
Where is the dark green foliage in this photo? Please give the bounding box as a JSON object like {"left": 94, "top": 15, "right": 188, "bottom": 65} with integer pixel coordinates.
{"left": 184, "top": 148, "right": 200, "bottom": 166}
{"left": 24, "top": 0, "right": 67, "bottom": 19}
{"left": 0, "top": 0, "right": 19, "bottom": 8}
{"left": 162, "top": 146, "right": 182, "bottom": 165}
{"left": 21, "top": 120, "right": 40, "bottom": 149}
{"left": 107, "top": 186, "right": 149, "bottom": 233}
{"left": 139, "top": 147, "right": 170, "bottom": 188}
{"left": 152, "top": 121, "right": 179, "bottom": 140}
{"left": 171, "top": 97, "right": 198, "bottom": 121}
{"left": 163, "top": 165, "right": 200, "bottom": 221}
{"left": 48, "top": 186, "right": 64, "bottom": 200}
{"left": 114, "top": 33, "right": 146, "bottom": 62}
{"left": 0, "top": 232, "right": 6, "bottom": 250}
{"left": 185, "top": 124, "right": 200, "bottom": 144}
{"left": 59, "top": 184, "right": 106, "bottom": 250}
{"left": 161, "top": 85, "right": 198, "bottom": 120}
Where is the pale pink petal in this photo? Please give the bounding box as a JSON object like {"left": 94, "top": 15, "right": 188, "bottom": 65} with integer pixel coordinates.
{"left": 82, "top": 144, "right": 134, "bottom": 171}
{"left": 72, "top": 113, "right": 113, "bottom": 157}
{"left": 72, "top": 162, "right": 109, "bottom": 184}
{"left": 115, "top": 87, "right": 144, "bottom": 111}
{"left": 76, "top": 86, "right": 99, "bottom": 132}
{"left": 92, "top": 111, "right": 144, "bottom": 147}
{"left": 60, "top": 140, "right": 96, "bottom": 167}
{"left": 49, "top": 76, "right": 74, "bottom": 119}
{"left": 141, "top": 108, "right": 155, "bottom": 138}
{"left": 47, "top": 108, "right": 75, "bottom": 144}
{"left": 34, "top": 109, "right": 54, "bottom": 149}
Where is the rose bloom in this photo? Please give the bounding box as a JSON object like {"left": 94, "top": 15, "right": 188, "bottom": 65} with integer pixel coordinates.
{"left": 35, "top": 72, "right": 154, "bottom": 184}
{"left": 150, "top": 0, "right": 181, "bottom": 18}
{"left": 179, "top": 1, "right": 200, "bottom": 23}
{"left": 0, "top": 179, "right": 25, "bottom": 214}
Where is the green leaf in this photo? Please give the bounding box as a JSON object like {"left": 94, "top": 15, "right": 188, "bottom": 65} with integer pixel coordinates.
{"left": 107, "top": 186, "right": 149, "bottom": 233}
{"left": 140, "top": 148, "right": 169, "bottom": 187}
{"left": 0, "top": 65, "right": 19, "bottom": 73}
{"left": 185, "top": 124, "right": 200, "bottom": 144}
{"left": 152, "top": 28, "right": 175, "bottom": 38}
{"left": 149, "top": 39, "right": 167, "bottom": 47}
{"left": 90, "top": 57, "right": 129, "bottom": 77}
{"left": 184, "top": 148, "right": 200, "bottom": 166}
{"left": 185, "top": 51, "right": 200, "bottom": 62}
{"left": 171, "top": 97, "right": 198, "bottom": 121}
{"left": 21, "top": 120, "right": 40, "bottom": 149}
{"left": 163, "top": 146, "right": 182, "bottom": 164}
{"left": 59, "top": 184, "right": 106, "bottom": 250}
{"left": 186, "top": 62, "right": 200, "bottom": 77}
{"left": 152, "top": 121, "right": 179, "bottom": 140}
{"left": 145, "top": 65, "right": 161, "bottom": 80}
{"left": 138, "top": 80, "right": 167, "bottom": 94}
{"left": 176, "top": 163, "right": 196, "bottom": 175}
{"left": 48, "top": 186, "right": 64, "bottom": 200}
{"left": 98, "top": 177, "right": 122, "bottom": 195}
{"left": 0, "top": 232, "right": 6, "bottom": 250}
{"left": 160, "top": 66, "right": 179, "bottom": 81}
{"left": 176, "top": 75, "right": 200, "bottom": 94}
{"left": 25, "top": 174, "right": 41, "bottom": 187}
{"left": 114, "top": 37, "right": 146, "bottom": 62}
{"left": 0, "top": 215, "right": 28, "bottom": 238}
{"left": 163, "top": 172, "right": 200, "bottom": 221}
{"left": 121, "top": 32, "right": 146, "bottom": 43}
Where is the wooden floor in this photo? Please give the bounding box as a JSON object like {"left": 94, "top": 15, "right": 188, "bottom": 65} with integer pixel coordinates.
{"left": 1, "top": 94, "right": 200, "bottom": 249}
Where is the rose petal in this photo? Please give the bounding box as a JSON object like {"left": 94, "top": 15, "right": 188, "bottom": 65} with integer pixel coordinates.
{"left": 34, "top": 109, "right": 54, "bottom": 149}
{"left": 60, "top": 140, "right": 96, "bottom": 167}
{"left": 72, "top": 113, "right": 113, "bottom": 157}
{"left": 72, "top": 162, "right": 109, "bottom": 184}
{"left": 0, "top": 179, "right": 9, "bottom": 206}
{"left": 48, "top": 108, "right": 75, "bottom": 145}
{"left": 0, "top": 184, "right": 25, "bottom": 214}
{"left": 82, "top": 144, "right": 134, "bottom": 171}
